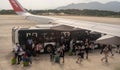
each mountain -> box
[57,1,120,12]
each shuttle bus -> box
[12,25,101,53]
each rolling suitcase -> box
[11,57,16,65]
[23,61,29,66]
[69,50,73,56]
[55,55,60,63]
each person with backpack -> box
[22,52,29,66]
[14,43,19,59]
[50,46,56,61]
[59,45,65,63]
[17,45,24,64]
[85,43,90,59]
[26,50,32,64]
[76,46,85,63]
[11,43,20,65]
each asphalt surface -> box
[0,15,120,70]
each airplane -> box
[9,0,120,44]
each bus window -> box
[61,32,70,37]
[32,33,38,37]
[26,33,31,37]
[43,33,47,38]
[50,32,55,41]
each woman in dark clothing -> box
[85,43,90,59]
[50,46,56,61]
[76,46,84,63]
[26,50,32,64]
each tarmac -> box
[0,15,120,70]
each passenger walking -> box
[60,34,65,45]
[75,45,79,56]
[76,46,84,63]
[116,45,120,53]
[35,43,42,57]
[14,43,19,58]
[59,45,65,63]
[101,46,109,63]
[90,43,95,52]
[12,43,19,65]
[64,33,70,51]
[17,45,24,64]
[50,46,55,61]
[26,50,32,64]
[70,39,75,51]
[22,53,29,66]
[85,43,90,59]
[26,37,33,51]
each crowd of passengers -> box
[12,32,120,66]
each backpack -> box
[17,47,20,53]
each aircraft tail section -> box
[9,0,31,16]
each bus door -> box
[12,26,20,50]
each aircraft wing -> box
[9,0,120,37]
[54,18,120,37]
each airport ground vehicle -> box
[12,25,101,53]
